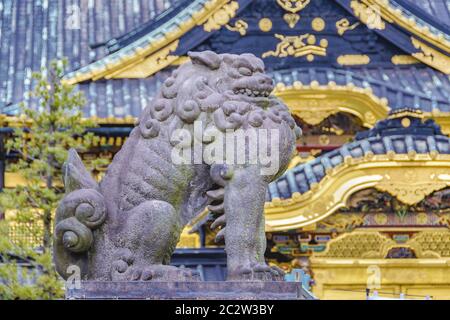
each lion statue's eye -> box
[238,67,252,76]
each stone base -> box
[66,281,314,300]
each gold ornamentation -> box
[350,0,385,30]
[315,231,395,258]
[314,230,450,260]
[273,82,389,127]
[416,213,428,225]
[110,41,180,78]
[276,0,309,29]
[63,0,240,83]
[283,13,300,28]
[287,100,339,125]
[337,54,370,65]
[375,170,448,206]
[411,231,450,258]
[258,18,273,32]
[276,0,310,13]
[411,37,450,75]
[262,34,327,61]
[318,134,330,146]
[401,117,411,128]
[310,229,450,300]
[287,155,316,169]
[391,55,420,65]
[225,19,248,36]
[311,17,325,32]
[319,213,365,232]
[336,18,360,36]
[374,213,388,225]
[265,154,450,231]
[364,0,450,54]
[364,111,377,125]
[203,1,239,32]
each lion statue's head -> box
[138,50,301,136]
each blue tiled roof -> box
[0,0,178,114]
[272,66,450,112]
[267,110,450,201]
[400,0,450,32]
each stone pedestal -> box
[66,281,315,300]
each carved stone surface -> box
[54,51,300,282]
[66,281,314,300]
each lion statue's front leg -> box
[224,166,284,281]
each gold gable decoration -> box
[375,170,448,206]
[276,0,310,29]
[350,0,387,30]
[272,82,450,136]
[347,0,450,74]
[202,1,239,32]
[63,0,240,84]
[273,81,389,127]
[411,37,450,75]
[262,34,328,62]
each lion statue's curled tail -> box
[53,150,106,278]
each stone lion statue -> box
[54,51,300,281]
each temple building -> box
[1,0,450,299]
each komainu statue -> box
[54,51,301,282]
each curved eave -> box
[265,153,450,231]
[273,80,450,135]
[273,81,389,128]
[63,0,250,84]
[336,0,450,74]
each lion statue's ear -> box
[188,51,221,70]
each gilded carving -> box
[314,230,450,260]
[225,19,248,36]
[203,1,239,32]
[276,0,310,29]
[262,34,327,61]
[336,18,360,36]
[337,54,370,66]
[391,55,420,65]
[364,111,377,125]
[276,0,310,13]
[111,41,180,78]
[265,154,450,231]
[311,17,325,32]
[319,213,365,232]
[350,0,385,30]
[411,37,450,74]
[315,231,395,258]
[412,231,450,258]
[283,13,300,28]
[375,170,448,206]
[258,18,273,32]
[287,100,339,125]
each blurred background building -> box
[1,0,450,299]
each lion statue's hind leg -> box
[110,200,200,281]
